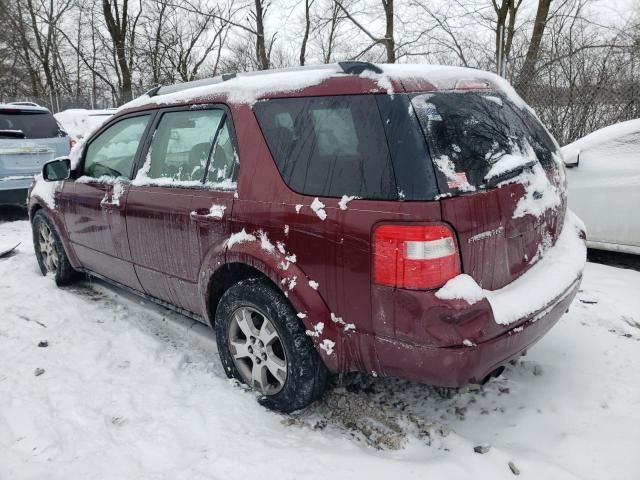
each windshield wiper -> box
[484,159,537,188]
[0,129,26,139]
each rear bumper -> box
[0,187,29,206]
[374,275,581,386]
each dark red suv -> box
[28,62,586,412]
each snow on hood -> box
[436,210,586,326]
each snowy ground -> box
[1,215,639,480]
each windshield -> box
[0,111,65,139]
[411,91,560,193]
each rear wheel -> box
[32,210,76,285]
[215,277,328,412]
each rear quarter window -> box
[254,95,397,199]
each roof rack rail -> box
[144,72,239,99]
[9,101,40,107]
[338,61,383,75]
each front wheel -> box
[215,277,328,412]
[32,209,77,285]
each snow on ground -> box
[1,219,639,480]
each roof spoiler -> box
[338,61,383,75]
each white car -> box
[563,119,640,255]
[54,108,116,141]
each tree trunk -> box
[254,0,269,70]
[299,0,311,66]
[382,0,395,63]
[516,0,552,91]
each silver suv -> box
[0,103,71,205]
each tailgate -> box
[441,181,566,290]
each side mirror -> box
[42,157,71,181]
[564,150,580,169]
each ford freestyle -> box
[28,62,586,412]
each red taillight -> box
[69,137,76,149]
[373,224,461,290]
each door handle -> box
[190,211,220,222]
[100,198,119,211]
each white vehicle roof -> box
[562,118,640,162]
[0,103,50,113]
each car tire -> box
[32,209,77,285]
[215,277,328,413]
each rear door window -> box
[254,95,397,199]
[0,110,64,139]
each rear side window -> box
[0,111,64,139]
[254,95,397,199]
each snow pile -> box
[338,195,356,210]
[55,109,114,140]
[437,210,586,325]
[435,274,484,305]
[511,164,562,219]
[310,198,327,220]
[226,229,257,249]
[206,204,226,219]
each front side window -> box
[142,109,224,183]
[254,95,396,199]
[83,115,150,179]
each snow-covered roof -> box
[120,62,526,112]
[562,118,640,159]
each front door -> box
[125,106,238,314]
[61,113,153,289]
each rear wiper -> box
[484,159,536,188]
[0,129,26,139]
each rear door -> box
[61,113,153,289]
[125,105,238,314]
[411,91,566,290]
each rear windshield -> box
[0,110,64,139]
[411,91,560,193]
[254,95,397,199]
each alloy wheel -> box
[228,306,287,395]
[38,223,59,273]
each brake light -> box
[69,137,76,150]
[373,224,461,290]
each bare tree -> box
[335,0,396,63]
[102,0,143,102]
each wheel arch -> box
[198,241,346,373]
